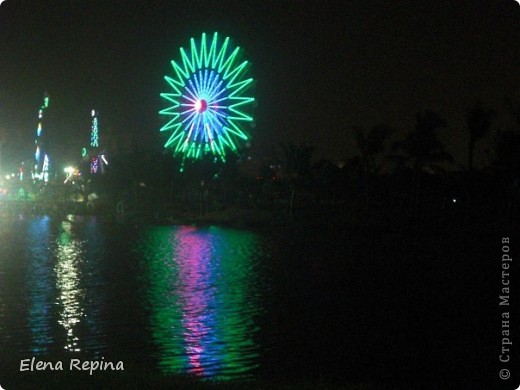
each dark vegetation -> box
[75,101,520,233]
[1,100,518,233]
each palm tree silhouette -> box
[466,100,494,172]
[280,142,315,220]
[393,110,452,219]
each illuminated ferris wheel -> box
[159,32,255,168]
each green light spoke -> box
[165,129,184,147]
[219,46,240,77]
[207,32,219,67]
[159,106,181,117]
[199,33,208,67]
[228,78,253,97]
[226,122,249,140]
[218,133,232,148]
[221,127,238,149]
[229,97,255,110]
[213,36,230,70]
[228,108,254,122]
[225,61,249,87]
[164,76,184,94]
[161,118,182,132]
[160,92,180,104]
[171,60,189,82]
[179,47,195,74]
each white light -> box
[64,167,74,174]
[195,100,202,112]
[452,198,457,203]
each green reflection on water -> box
[137,225,264,381]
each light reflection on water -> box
[51,215,107,356]
[0,216,269,381]
[54,219,85,352]
[0,215,107,357]
[136,225,266,380]
[26,216,54,354]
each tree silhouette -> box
[463,101,495,222]
[353,124,394,176]
[352,124,394,223]
[393,110,452,219]
[466,100,494,172]
[394,110,452,172]
[280,142,316,220]
[280,142,315,181]
[492,129,520,226]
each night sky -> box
[0,0,519,172]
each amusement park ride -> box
[31,93,50,183]
[160,32,255,171]
[18,32,253,184]
[21,94,108,185]
[83,109,108,175]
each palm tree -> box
[466,100,494,172]
[353,124,394,223]
[394,111,451,171]
[393,110,453,218]
[280,142,315,180]
[280,142,315,220]
[353,124,394,176]
[492,129,520,226]
[464,101,495,222]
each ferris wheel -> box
[159,32,255,168]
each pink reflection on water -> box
[175,226,215,376]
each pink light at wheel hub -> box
[195,99,208,113]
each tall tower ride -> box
[33,93,50,182]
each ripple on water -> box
[0,218,271,382]
[136,225,268,380]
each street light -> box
[64,166,75,183]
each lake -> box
[0,213,506,388]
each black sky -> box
[0,0,519,171]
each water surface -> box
[0,215,271,382]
